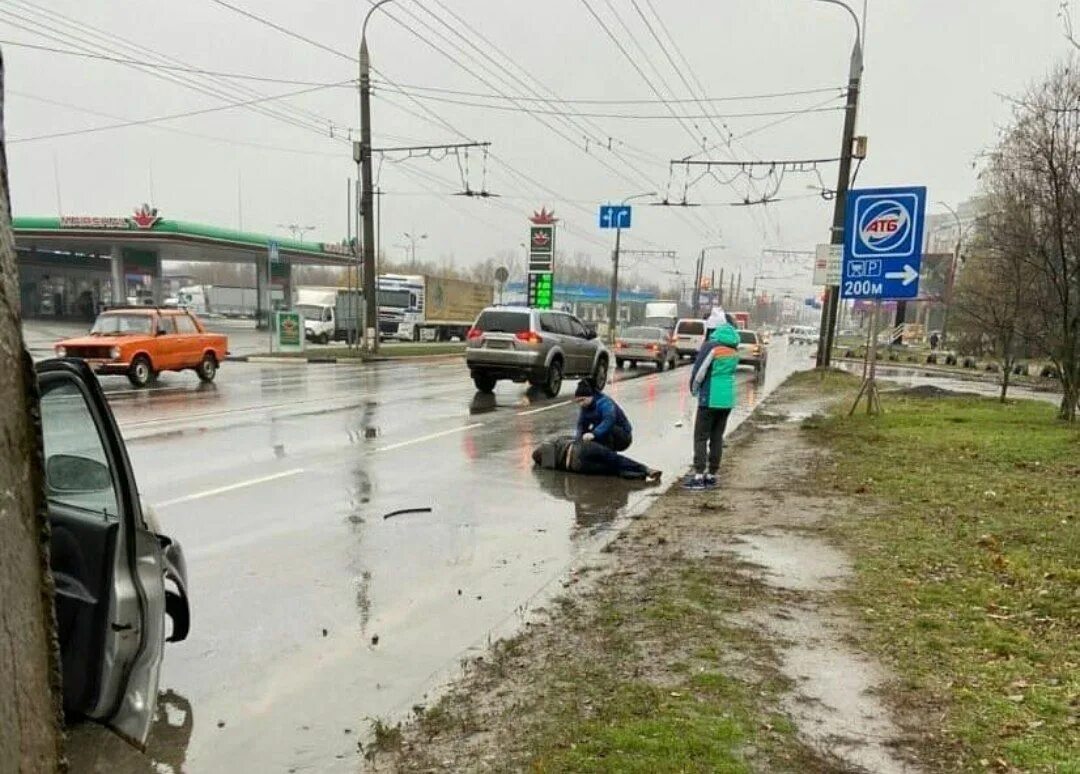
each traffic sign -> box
[841,186,927,299]
[599,205,632,230]
[813,243,841,286]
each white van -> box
[673,318,706,358]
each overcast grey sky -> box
[2,0,1071,296]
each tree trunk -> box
[1000,359,1012,403]
[0,51,65,772]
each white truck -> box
[294,286,363,343]
[175,285,283,318]
[378,274,493,342]
[643,301,686,335]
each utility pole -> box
[816,2,864,369]
[715,268,722,307]
[606,192,656,343]
[735,271,741,308]
[938,201,964,348]
[357,6,384,354]
[691,248,704,316]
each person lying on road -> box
[573,380,633,452]
[532,435,661,482]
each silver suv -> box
[466,306,610,396]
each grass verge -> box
[804,392,1080,771]
[373,554,830,772]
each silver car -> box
[615,326,679,371]
[466,306,610,397]
[39,358,189,748]
[737,329,768,372]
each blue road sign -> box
[841,186,927,299]
[599,204,632,230]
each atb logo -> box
[851,192,921,259]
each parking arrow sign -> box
[885,264,919,286]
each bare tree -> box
[983,61,1080,420]
[952,222,1036,401]
[0,51,65,771]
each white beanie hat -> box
[706,307,727,329]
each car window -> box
[552,313,578,334]
[40,380,119,519]
[621,327,658,338]
[174,315,198,334]
[738,331,758,344]
[156,316,177,335]
[566,316,589,338]
[538,313,561,334]
[474,310,530,334]
[677,321,705,335]
[90,314,153,335]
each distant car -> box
[465,306,610,397]
[55,307,228,388]
[39,358,189,746]
[737,330,767,372]
[673,318,706,358]
[615,326,679,371]
[789,325,820,346]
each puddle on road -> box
[729,530,920,774]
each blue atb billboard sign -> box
[841,186,927,300]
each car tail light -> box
[646,343,659,352]
[55,345,66,357]
[615,341,625,349]
[515,331,543,345]
[466,328,483,341]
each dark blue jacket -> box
[576,393,632,441]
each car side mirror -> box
[46,454,111,493]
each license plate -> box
[486,340,510,349]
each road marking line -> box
[517,400,573,416]
[153,468,305,508]
[376,423,484,452]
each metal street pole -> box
[938,201,963,348]
[815,0,863,369]
[607,191,655,343]
[358,0,393,354]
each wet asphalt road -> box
[73,338,813,772]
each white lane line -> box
[516,399,573,416]
[153,468,305,508]
[376,423,484,453]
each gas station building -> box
[13,208,354,322]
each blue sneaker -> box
[704,474,718,489]
[683,474,707,491]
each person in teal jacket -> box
[686,309,741,490]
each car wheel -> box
[472,373,497,393]
[318,332,330,345]
[592,357,609,391]
[128,355,155,388]
[197,353,218,383]
[412,327,421,343]
[544,359,564,398]
[656,356,666,372]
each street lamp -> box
[357,0,395,353]
[277,223,315,242]
[937,201,964,349]
[402,231,428,264]
[608,191,657,343]
[813,0,865,370]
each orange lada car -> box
[55,307,229,387]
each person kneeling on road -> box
[686,308,740,490]
[573,380,632,452]
[532,435,661,482]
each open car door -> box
[38,359,168,747]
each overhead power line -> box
[371,79,845,105]
[0,38,355,86]
[9,81,350,143]
[372,87,846,120]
